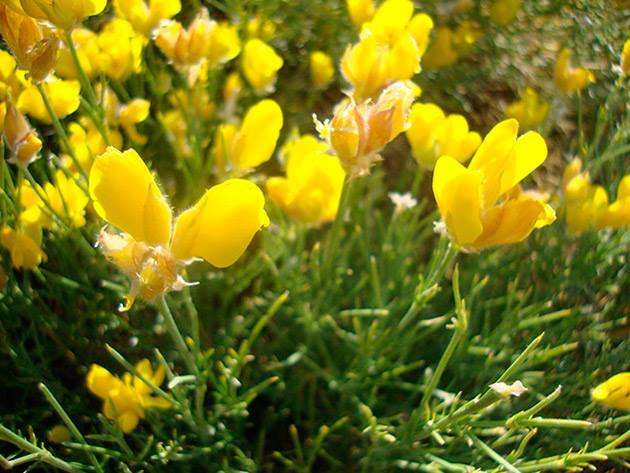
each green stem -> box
[322,177,354,278]
[35,83,88,184]
[156,294,198,377]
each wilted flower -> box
[347,0,375,29]
[89,147,269,309]
[19,0,106,30]
[310,51,334,89]
[242,39,283,94]
[17,78,80,124]
[489,0,522,26]
[113,0,181,37]
[267,134,345,224]
[0,4,58,82]
[317,81,415,176]
[213,99,283,174]
[1,223,46,269]
[506,88,549,130]
[432,119,555,251]
[86,360,171,433]
[3,101,42,167]
[592,373,630,410]
[554,49,595,93]
[406,102,481,169]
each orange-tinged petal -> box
[89,147,172,246]
[170,179,269,267]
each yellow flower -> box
[245,14,276,40]
[621,39,630,76]
[596,175,630,230]
[592,373,630,411]
[407,13,434,58]
[89,147,269,308]
[562,159,608,234]
[423,27,459,69]
[310,51,334,89]
[347,0,375,29]
[86,360,171,433]
[406,102,481,169]
[505,87,549,130]
[0,50,26,104]
[17,78,80,124]
[3,101,42,167]
[97,19,145,81]
[432,119,555,251]
[341,34,390,100]
[0,4,58,82]
[490,0,522,26]
[318,80,416,176]
[213,99,283,174]
[206,21,241,67]
[451,20,483,56]
[19,0,106,30]
[119,99,150,144]
[267,134,345,224]
[1,223,46,269]
[55,28,100,79]
[554,49,595,93]
[113,0,181,37]
[44,170,90,228]
[223,72,242,104]
[242,39,283,94]
[48,425,71,444]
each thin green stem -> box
[157,294,198,377]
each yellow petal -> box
[473,196,554,250]
[499,130,547,196]
[592,373,630,410]
[89,147,172,246]
[117,411,140,433]
[433,155,483,245]
[232,99,283,171]
[170,179,269,267]
[86,364,119,400]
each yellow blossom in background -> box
[19,0,106,30]
[86,360,171,433]
[267,134,345,224]
[55,28,100,79]
[310,51,334,88]
[554,49,595,93]
[3,102,42,167]
[223,72,242,105]
[592,373,630,410]
[342,0,432,100]
[89,147,269,308]
[17,78,80,124]
[44,170,90,228]
[621,39,630,76]
[0,50,26,104]
[562,159,608,233]
[432,119,555,251]
[318,80,416,176]
[1,223,46,269]
[113,0,181,37]
[161,109,191,158]
[490,0,522,26]
[0,5,58,82]
[119,99,150,144]
[406,103,481,169]
[246,14,276,40]
[423,27,459,69]
[48,425,71,444]
[213,99,283,174]
[97,19,145,81]
[506,87,549,130]
[599,176,630,229]
[451,21,483,56]
[347,0,375,29]
[242,39,283,94]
